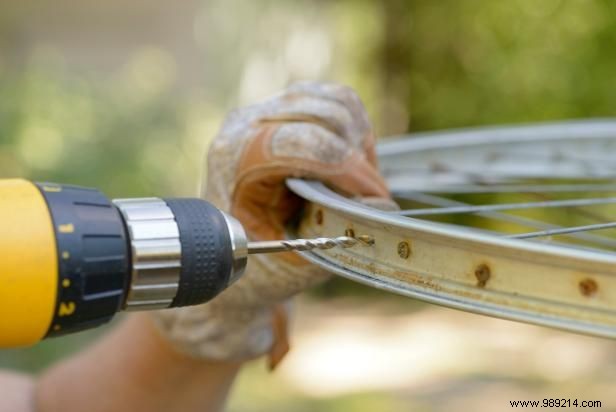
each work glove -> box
[152,82,390,368]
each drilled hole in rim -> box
[397,241,411,259]
[475,264,491,288]
[579,278,598,297]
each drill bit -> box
[247,235,374,254]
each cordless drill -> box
[0,178,362,348]
[0,179,249,348]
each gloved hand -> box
[152,82,390,368]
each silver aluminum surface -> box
[221,211,248,286]
[114,198,182,310]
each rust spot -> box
[367,262,377,274]
[335,254,442,292]
[475,264,491,288]
[397,241,411,259]
[315,209,323,225]
[345,228,355,238]
[579,278,598,297]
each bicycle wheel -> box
[288,120,616,338]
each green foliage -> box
[0,52,211,197]
[404,0,616,130]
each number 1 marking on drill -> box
[58,224,74,233]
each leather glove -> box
[152,82,390,368]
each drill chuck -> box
[113,198,247,311]
[0,179,248,347]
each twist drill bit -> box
[247,235,374,254]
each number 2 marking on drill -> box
[58,302,76,316]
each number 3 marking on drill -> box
[58,302,76,316]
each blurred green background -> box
[2,1,616,411]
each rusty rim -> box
[288,120,616,338]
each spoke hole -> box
[397,241,411,259]
[475,264,491,288]
[579,278,598,297]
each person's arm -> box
[0,371,34,411]
[35,314,240,412]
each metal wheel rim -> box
[287,119,616,338]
